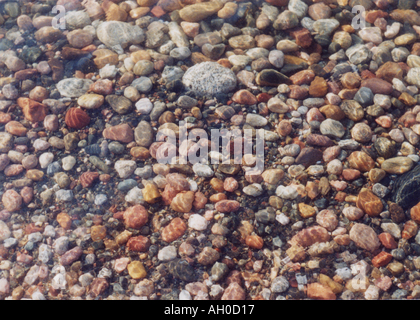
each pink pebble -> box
[0,278,9,295]
[114,257,130,273]
[306,107,325,123]
[37,61,51,75]
[329,180,347,191]
[224,177,238,192]
[374,276,392,291]
[204,210,214,221]
[375,116,392,128]
[0,210,11,221]
[43,114,59,132]
[17,252,33,265]
[326,93,341,105]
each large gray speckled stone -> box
[56,78,93,98]
[182,62,237,97]
[96,21,145,48]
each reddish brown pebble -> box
[277,120,292,136]
[17,98,47,123]
[349,223,381,252]
[295,147,323,167]
[361,78,393,95]
[245,235,264,249]
[161,217,187,243]
[307,283,336,300]
[342,206,364,221]
[127,235,151,252]
[99,174,111,182]
[65,108,90,129]
[80,171,100,188]
[289,85,309,100]
[190,192,206,211]
[20,187,33,204]
[306,108,325,123]
[60,246,82,266]
[232,90,258,105]
[209,193,227,203]
[334,235,351,246]
[356,189,383,217]
[316,209,338,232]
[410,202,420,224]
[130,147,150,160]
[90,79,113,95]
[102,123,134,143]
[402,220,418,239]
[166,173,190,192]
[290,28,312,47]
[348,151,375,172]
[123,205,148,229]
[24,223,44,235]
[378,233,398,249]
[289,69,315,85]
[89,278,109,298]
[323,146,341,163]
[309,76,328,97]
[224,177,238,192]
[57,212,72,230]
[342,169,361,180]
[319,105,346,121]
[4,165,24,177]
[16,252,33,265]
[376,61,403,83]
[306,134,334,147]
[289,226,330,248]
[221,282,245,300]
[161,184,178,205]
[0,112,11,124]
[215,200,240,213]
[5,121,28,137]
[372,251,393,268]
[2,190,22,212]
[197,247,220,265]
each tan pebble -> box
[171,191,195,213]
[57,212,72,230]
[91,225,107,241]
[127,261,147,280]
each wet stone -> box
[320,119,345,139]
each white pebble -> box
[125,187,145,205]
[243,183,263,197]
[99,64,118,79]
[187,178,198,192]
[39,152,54,169]
[179,290,192,300]
[188,214,209,231]
[135,98,153,114]
[33,139,50,151]
[276,185,298,200]
[364,285,380,300]
[158,246,178,262]
[276,213,290,225]
[192,163,214,178]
